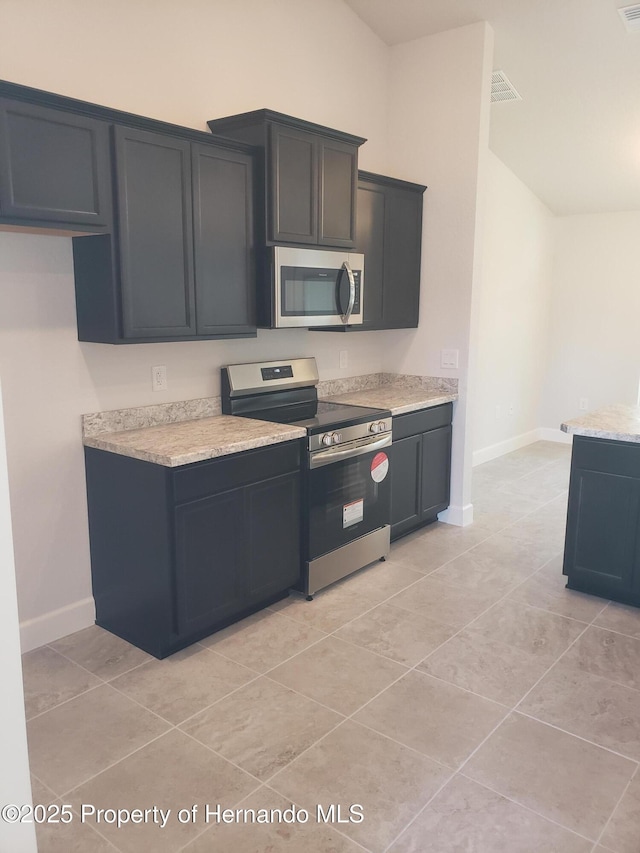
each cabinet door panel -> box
[565,468,640,597]
[114,126,196,338]
[383,189,423,328]
[0,98,111,227]
[246,472,301,600]
[355,182,385,328]
[269,126,317,244]
[174,489,246,637]
[192,144,255,335]
[318,139,356,247]
[421,425,452,522]
[390,434,422,539]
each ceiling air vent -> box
[491,70,521,103]
[618,4,640,31]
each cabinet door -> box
[565,466,640,599]
[318,138,357,248]
[355,181,385,328]
[421,425,452,523]
[114,126,196,338]
[390,434,422,540]
[246,471,301,601]
[0,98,111,227]
[192,144,256,336]
[383,187,423,329]
[174,488,246,637]
[269,125,317,244]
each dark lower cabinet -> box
[391,404,452,540]
[564,436,640,604]
[85,441,302,658]
[0,96,111,229]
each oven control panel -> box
[311,418,392,453]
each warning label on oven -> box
[370,452,389,483]
[343,499,364,528]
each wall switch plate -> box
[440,348,459,369]
[151,365,167,392]
[508,404,514,416]
[579,397,589,411]
[339,350,348,369]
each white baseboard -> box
[473,427,572,466]
[20,596,95,653]
[438,503,474,527]
[537,427,572,444]
[473,430,540,467]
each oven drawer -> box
[173,440,301,504]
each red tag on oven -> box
[370,451,389,483]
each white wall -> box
[473,152,555,462]
[383,22,494,525]
[0,0,392,648]
[0,379,36,853]
[542,211,640,431]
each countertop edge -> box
[386,394,458,416]
[83,429,306,467]
[560,424,640,444]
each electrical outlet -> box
[151,365,167,392]
[579,397,589,411]
[339,350,348,369]
[440,349,459,369]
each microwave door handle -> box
[340,261,356,324]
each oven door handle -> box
[309,432,392,469]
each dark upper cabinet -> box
[207,109,365,248]
[74,128,256,343]
[391,404,452,541]
[114,126,196,338]
[0,97,111,229]
[192,144,255,337]
[317,171,426,332]
[357,171,425,330]
[270,125,317,244]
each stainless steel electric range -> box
[221,357,392,597]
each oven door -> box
[274,247,363,328]
[306,433,392,561]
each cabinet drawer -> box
[172,440,301,504]
[571,435,640,479]
[393,403,452,440]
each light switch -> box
[440,349,459,369]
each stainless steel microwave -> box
[267,246,364,328]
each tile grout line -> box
[455,772,600,846]
[590,763,639,853]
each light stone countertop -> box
[325,386,457,416]
[561,404,640,444]
[83,416,306,467]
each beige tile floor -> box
[21,441,640,852]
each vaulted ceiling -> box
[346,0,640,215]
